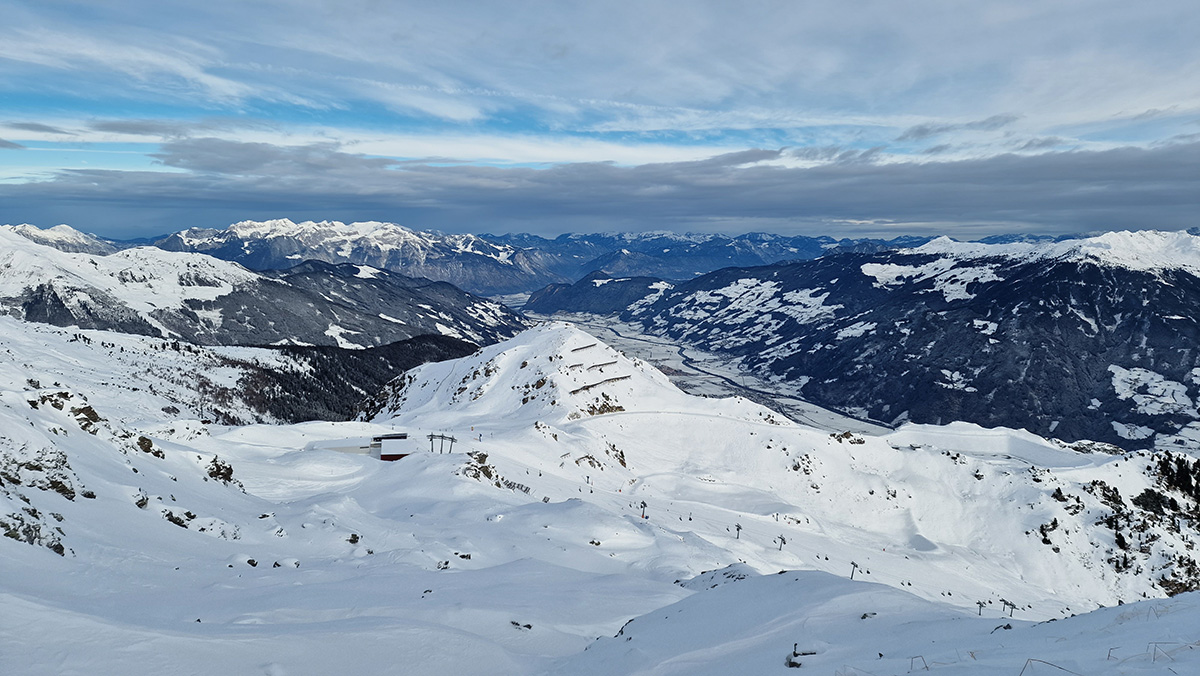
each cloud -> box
[150,138,399,176]
[1130,106,1179,121]
[2,1,1199,240]
[3,2,1198,140]
[0,139,26,149]
[1016,137,1069,151]
[783,146,887,164]
[89,119,204,137]
[687,148,784,167]
[1,27,257,103]
[896,114,1021,142]
[5,122,74,135]
[2,138,1196,239]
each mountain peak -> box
[360,322,691,425]
[359,323,791,434]
[2,222,116,255]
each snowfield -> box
[4,322,1200,674]
[912,229,1200,275]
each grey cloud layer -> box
[4,140,1196,239]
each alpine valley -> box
[3,222,1200,675]
[526,230,1200,453]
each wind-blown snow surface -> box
[4,323,1200,674]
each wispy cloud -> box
[1,28,255,102]
[5,122,74,135]
[1015,137,1070,151]
[896,115,1021,142]
[1,1,1198,236]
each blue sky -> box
[1,0,1198,239]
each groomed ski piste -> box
[3,320,1199,674]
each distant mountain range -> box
[145,219,872,295]
[526,230,1200,451]
[9,218,1099,297]
[39,218,950,295]
[0,226,527,347]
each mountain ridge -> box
[524,230,1200,451]
[0,227,528,347]
[112,217,931,294]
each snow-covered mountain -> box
[152,218,567,296]
[486,230,848,285]
[144,218,910,294]
[4,321,1200,674]
[0,226,527,347]
[3,222,117,254]
[526,230,1200,451]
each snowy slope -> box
[912,229,1200,275]
[0,315,294,427]
[0,315,476,426]
[362,323,1200,613]
[556,567,1200,675]
[5,322,1200,674]
[1,328,696,673]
